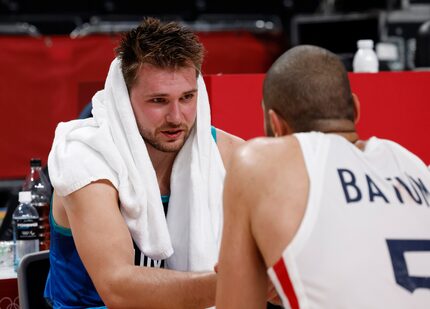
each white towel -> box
[48,58,225,271]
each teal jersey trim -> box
[161,195,170,204]
[211,125,217,143]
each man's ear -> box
[352,93,361,125]
[268,109,290,137]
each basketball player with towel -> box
[216,45,430,308]
[46,18,243,308]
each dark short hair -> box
[116,17,204,89]
[263,45,354,132]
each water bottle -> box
[13,191,39,270]
[22,158,51,250]
[353,39,379,73]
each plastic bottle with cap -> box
[13,191,39,270]
[353,39,379,73]
[22,158,51,250]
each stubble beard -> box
[139,122,195,153]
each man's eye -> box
[181,94,194,102]
[151,98,166,103]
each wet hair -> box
[116,17,204,89]
[263,45,355,132]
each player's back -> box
[268,132,430,309]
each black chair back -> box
[17,250,51,309]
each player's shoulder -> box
[215,128,244,145]
[234,135,300,162]
[229,135,301,176]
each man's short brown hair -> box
[263,45,355,132]
[116,17,204,89]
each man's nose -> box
[166,101,182,125]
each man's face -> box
[130,63,198,153]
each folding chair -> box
[17,250,51,309]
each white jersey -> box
[268,132,430,309]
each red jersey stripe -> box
[273,257,300,309]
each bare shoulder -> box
[215,128,245,168]
[224,135,303,201]
[230,135,302,174]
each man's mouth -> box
[160,129,184,139]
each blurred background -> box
[1,0,430,220]
[2,0,430,71]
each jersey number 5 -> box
[386,239,430,292]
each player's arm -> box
[217,136,308,308]
[63,179,216,309]
[216,143,268,309]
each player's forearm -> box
[98,265,216,309]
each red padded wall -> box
[350,71,430,165]
[0,36,118,179]
[206,74,265,140]
[207,72,430,165]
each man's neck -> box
[308,119,362,144]
[326,131,366,151]
[304,119,365,150]
[146,145,178,196]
